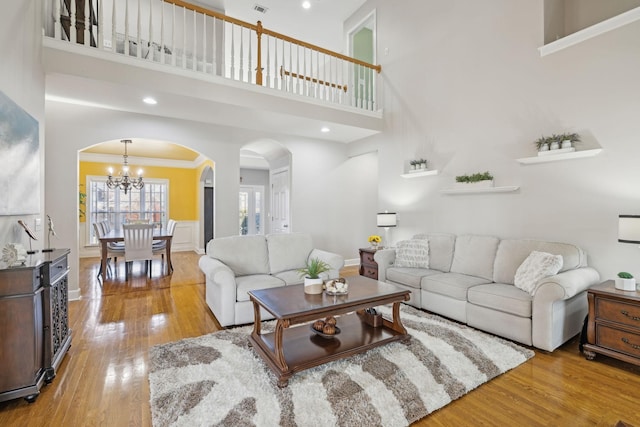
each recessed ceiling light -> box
[302,1,311,10]
[321,126,330,133]
[143,97,157,105]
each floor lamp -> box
[377,212,397,248]
[617,214,640,290]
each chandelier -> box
[106,139,144,194]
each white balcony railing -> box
[44,0,382,112]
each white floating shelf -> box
[440,186,520,195]
[400,169,439,179]
[539,7,640,57]
[516,149,602,165]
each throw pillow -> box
[514,251,563,296]
[394,239,429,268]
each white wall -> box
[0,1,45,252]
[45,102,378,297]
[346,0,640,281]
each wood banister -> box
[280,67,347,92]
[163,0,381,73]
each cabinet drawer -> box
[49,256,68,284]
[596,298,640,329]
[361,251,376,266]
[596,324,640,359]
[362,267,378,280]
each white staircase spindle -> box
[171,4,176,66]
[266,35,271,88]
[239,27,244,82]
[124,0,129,56]
[54,0,61,40]
[98,0,104,49]
[83,0,90,46]
[148,0,153,61]
[288,42,293,92]
[136,0,141,58]
[182,7,186,68]
[212,17,217,75]
[192,10,197,71]
[202,13,207,73]
[295,44,300,94]
[70,0,77,43]
[230,24,235,80]
[111,0,117,52]
[247,28,252,83]
[160,1,165,63]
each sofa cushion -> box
[467,283,532,318]
[207,235,269,276]
[236,274,286,302]
[394,239,429,268]
[514,251,563,296]
[273,269,307,286]
[413,233,456,272]
[387,267,440,289]
[267,233,313,274]
[450,235,500,281]
[421,272,491,301]
[493,239,586,284]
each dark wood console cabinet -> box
[0,249,71,403]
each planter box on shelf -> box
[454,180,494,189]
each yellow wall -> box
[79,161,200,222]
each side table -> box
[359,248,379,280]
[583,280,640,367]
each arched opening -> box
[239,139,291,235]
[78,138,215,260]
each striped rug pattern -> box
[149,305,534,427]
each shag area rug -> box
[149,305,534,427]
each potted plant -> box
[559,132,580,149]
[298,258,331,294]
[615,271,636,291]
[549,134,561,150]
[534,136,549,152]
[455,171,494,188]
[409,160,418,171]
[419,158,427,169]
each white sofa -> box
[374,233,600,351]
[198,233,344,327]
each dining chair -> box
[123,223,155,279]
[152,219,176,272]
[93,222,125,279]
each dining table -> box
[97,227,173,280]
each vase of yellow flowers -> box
[368,235,382,249]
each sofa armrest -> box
[198,255,238,327]
[373,248,396,282]
[532,267,600,351]
[309,249,344,279]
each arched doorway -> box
[239,139,291,235]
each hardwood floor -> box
[1,252,639,426]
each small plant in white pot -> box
[298,258,331,294]
[615,271,636,291]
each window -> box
[86,176,169,245]
[239,185,263,235]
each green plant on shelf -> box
[617,272,633,279]
[297,258,331,279]
[455,171,493,183]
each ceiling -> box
[67,0,370,163]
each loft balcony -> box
[42,0,383,142]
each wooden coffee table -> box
[248,275,410,387]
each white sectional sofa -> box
[198,233,344,327]
[374,233,600,351]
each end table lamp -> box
[618,215,640,291]
[377,211,397,248]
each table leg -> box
[100,241,108,281]
[391,301,408,335]
[165,236,173,275]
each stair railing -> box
[46,0,382,111]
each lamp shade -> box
[377,212,397,228]
[618,215,640,243]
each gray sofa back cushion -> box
[493,239,587,284]
[450,234,500,281]
[413,233,456,272]
[267,232,313,274]
[207,235,270,276]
